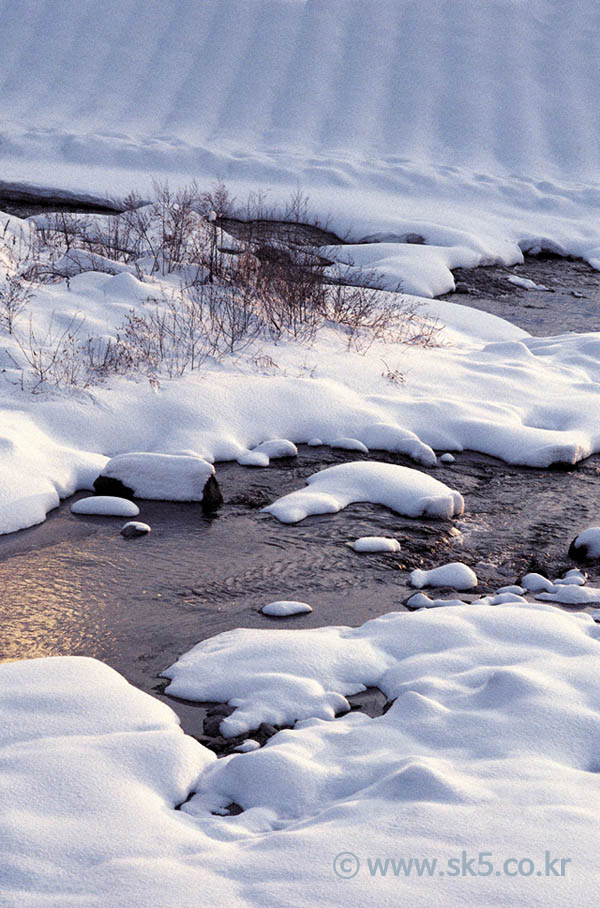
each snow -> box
[350,537,401,554]
[407,593,467,609]
[261,600,313,617]
[554,569,587,587]
[263,461,464,524]
[536,586,600,606]
[570,527,600,560]
[521,572,556,593]
[252,439,297,459]
[6,606,600,904]
[2,0,600,290]
[234,739,261,753]
[410,562,478,591]
[331,437,369,453]
[1,250,599,534]
[440,453,455,464]
[507,275,550,291]
[71,495,140,517]
[100,452,214,500]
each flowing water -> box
[0,255,599,735]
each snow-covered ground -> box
[4,603,600,907]
[1,204,599,535]
[2,2,600,905]
[1,0,600,290]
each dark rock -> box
[93,475,135,499]
[206,704,233,718]
[568,536,599,563]
[201,474,224,514]
[258,723,278,740]
[203,715,224,737]
[454,281,470,294]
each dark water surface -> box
[1,446,599,706]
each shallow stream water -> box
[0,255,599,735]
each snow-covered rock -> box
[440,453,455,464]
[94,453,222,510]
[569,527,600,562]
[263,461,464,524]
[260,600,312,617]
[521,572,556,593]
[120,521,151,538]
[553,569,587,586]
[252,439,297,459]
[237,451,269,467]
[331,437,369,453]
[406,592,466,609]
[410,562,478,590]
[71,496,140,517]
[349,536,401,553]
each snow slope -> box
[1,0,600,283]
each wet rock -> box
[201,474,224,514]
[203,715,225,737]
[94,476,135,499]
[454,281,470,294]
[569,527,600,562]
[120,521,151,538]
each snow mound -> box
[410,562,478,590]
[440,453,455,464]
[99,452,214,500]
[71,496,140,517]
[263,461,464,524]
[261,600,313,617]
[553,569,587,587]
[252,439,298,459]
[507,275,549,291]
[350,536,401,553]
[521,572,556,593]
[536,586,600,606]
[237,451,269,467]
[407,593,467,609]
[121,521,151,537]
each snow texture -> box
[100,452,214,500]
[5,605,600,904]
[71,496,140,517]
[350,536,401,553]
[570,528,600,560]
[410,562,478,590]
[261,600,313,617]
[263,461,464,524]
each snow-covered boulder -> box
[521,572,556,592]
[262,461,464,524]
[410,562,478,590]
[569,527,600,562]
[94,453,223,512]
[349,536,401,553]
[71,496,140,517]
[261,600,313,617]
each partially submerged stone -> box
[94,452,223,513]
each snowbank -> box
[410,562,478,590]
[5,605,600,904]
[263,461,464,523]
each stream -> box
[0,254,599,737]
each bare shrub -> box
[14,313,86,389]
